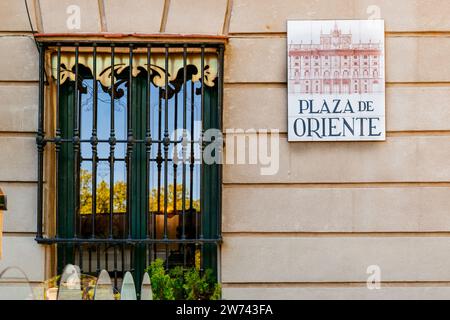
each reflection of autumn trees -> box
[150,184,200,218]
[80,169,200,216]
[80,169,127,214]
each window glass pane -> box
[78,77,128,239]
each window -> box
[36,41,223,291]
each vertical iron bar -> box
[156,88,162,261]
[199,46,205,240]
[91,44,98,238]
[130,245,134,273]
[127,44,134,240]
[182,45,187,267]
[199,45,205,272]
[172,87,178,265]
[190,78,196,269]
[79,244,83,273]
[88,247,92,273]
[163,45,169,269]
[73,44,80,240]
[55,45,61,239]
[121,245,125,277]
[62,247,67,269]
[96,244,100,274]
[146,45,152,266]
[109,45,115,239]
[173,93,178,219]
[113,245,118,289]
[78,86,82,241]
[36,42,45,239]
[190,80,195,236]
[105,244,109,271]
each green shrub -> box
[145,259,175,300]
[145,259,221,300]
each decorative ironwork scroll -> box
[51,51,218,99]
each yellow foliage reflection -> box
[80,169,200,217]
[80,169,127,214]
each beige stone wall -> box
[222,0,450,300]
[0,0,44,283]
[1,0,450,299]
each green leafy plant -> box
[146,259,176,300]
[169,266,186,300]
[145,259,221,300]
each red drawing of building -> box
[288,23,383,95]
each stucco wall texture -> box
[1,0,450,299]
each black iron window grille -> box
[35,41,223,291]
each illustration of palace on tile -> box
[288,22,383,95]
